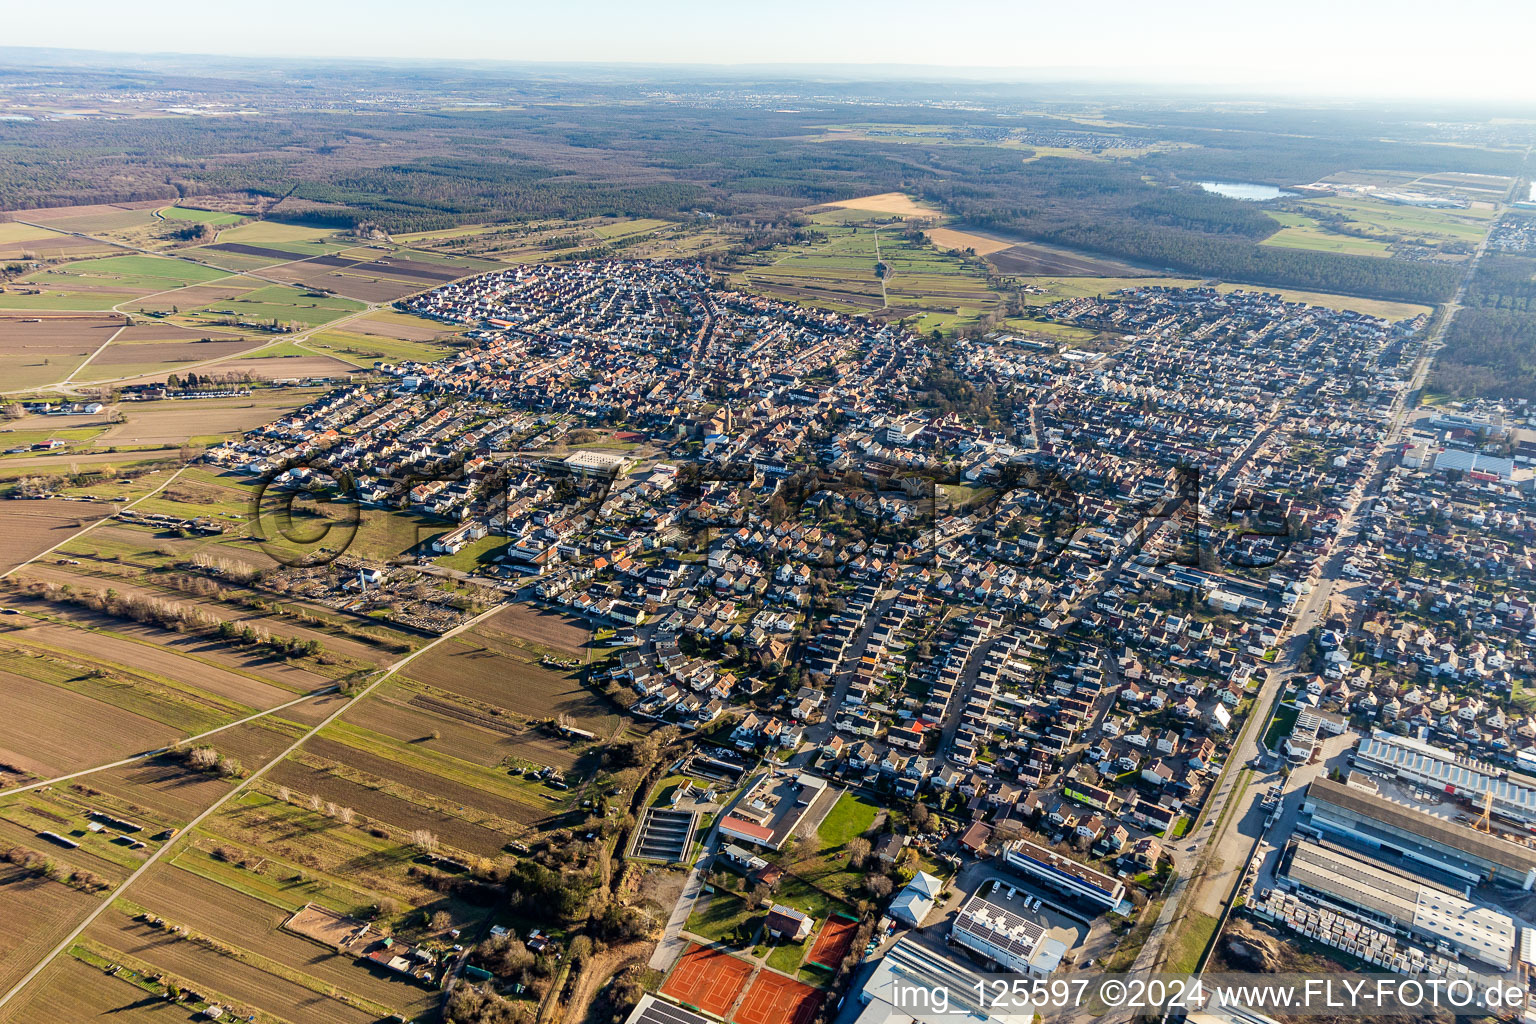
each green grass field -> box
[816,792,879,849]
[731,223,1006,333]
[27,254,229,292]
[1294,195,1492,245]
[592,218,673,239]
[3,254,231,311]
[160,207,250,227]
[0,288,142,310]
[217,221,346,247]
[686,891,760,944]
[1261,211,1396,258]
[179,283,365,328]
[433,534,507,574]
[304,328,461,366]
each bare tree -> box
[846,836,872,869]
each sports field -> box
[660,944,754,1018]
[733,971,822,1024]
[806,914,858,970]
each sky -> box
[6,0,1534,102]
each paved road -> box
[648,770,763,970]
[1123,175,1515,987]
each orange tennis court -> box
[807,914,858,969]
[660,943,754,1018]
[732,971,822,1024]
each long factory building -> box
[1304,777,1536,890]
[1353,729,1536,824]
[1282,840,1516,971]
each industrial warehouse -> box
[1354,730,1536,824]
[1281,840,1518,971]
[1303,776,1536,890]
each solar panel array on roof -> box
[952,891,1048,971]
[626,994,713,1024]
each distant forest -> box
[0,66,1530,310]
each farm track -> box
[0,601,508,1014]
[2,220,505,397]
[0,465,188,583]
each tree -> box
[863,874,893,898]
[846,836,872,869]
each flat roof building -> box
[857,936,1033,1024]
[624,995,713,1024]
[950,887,1064,976]
[1283,841,1515,970]
[1001,838,1126,910]
[1303,777,1536,890]
[564,450,632,476]
[1354,730,1536,824]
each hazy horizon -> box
[4,0,1533,104]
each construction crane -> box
[1473,790,1494,834]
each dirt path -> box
[562,940,651,1024]
[0,601,508,1014]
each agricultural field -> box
[822,192,940,217]
[985,239,1148,276]
[0,221,122,260]
[0,496,117,573]
[0,949,197,1024]
[196,786,489,916]
[0,313,127,390]
[260,248,488,304]
[402,604,614,734]
[0,608,326,709]
[2,256,229,313]
[82,904,383,1024]
[731,220,1006,333]
[303,324,465,367]
[393,215,678,262]
[222,351,359,382]
[0,666,183,778]
[8,201,165,238]
[88,391,317,448]
[925,226,1014,256]
[0,874,106,1001]
[174,282,366,330]
[212,220,349,253]
[72,330,264,383]
[158,206,249,227]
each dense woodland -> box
[1433,252,1536,400]
[0,61,1530,313]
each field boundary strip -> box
[0,464,188,582]
[0,600,508,1013]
